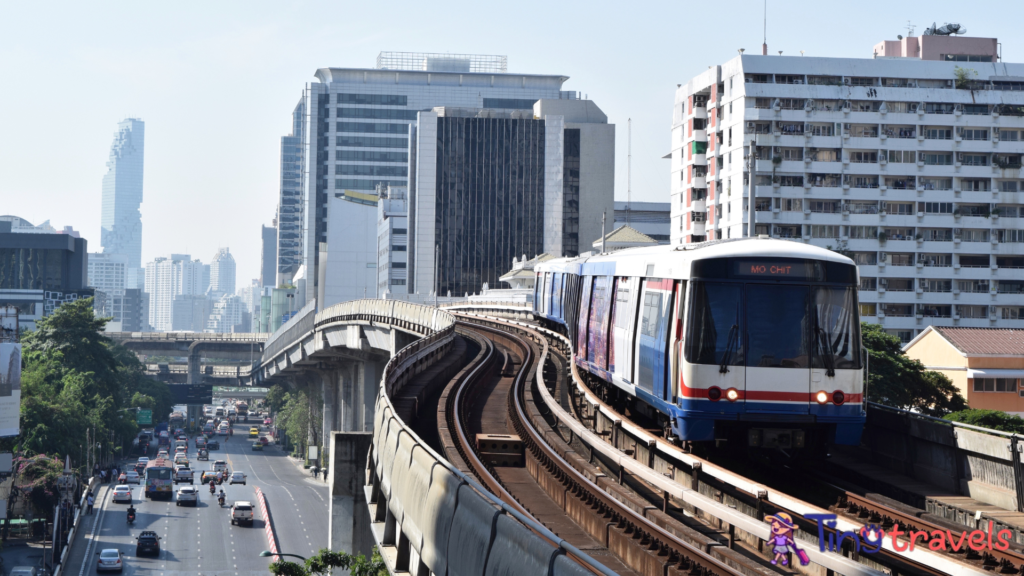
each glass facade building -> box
[277,102,305,284]
[434,116,548,296]
[100,119,145,276]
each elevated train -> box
[533,238,866,452]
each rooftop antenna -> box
[905,20,916,37]
[762,0,768,55]
[627,118,631,226]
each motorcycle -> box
[209,483,216,495]
[127,511,136,525]
[217,494,225,507]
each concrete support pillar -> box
[187,345,202,385]
[327,431,374,567]
[320,368,337,443]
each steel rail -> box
[458,316,747,576]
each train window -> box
[746,284,811,368]
[615,281,632,328]
[640,293,662,337]
[686,282,744,367]
[811,287,861,369]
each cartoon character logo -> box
[766,512,810,566]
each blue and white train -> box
[533,238,866,451]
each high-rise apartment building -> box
[672,34,1024,340]
[210,248,236,296]
[261,223,277,288]
[376,186,408,296]
[100,119,145,288]
[293,52,587,305]
[145,254,205,331]
[88,252,128,295]
[207,294,248,333]
[277,104,305,285]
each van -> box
[9,568,39,576]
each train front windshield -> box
[685,258,861,370]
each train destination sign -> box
[731,259,821,280]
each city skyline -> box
[3,2,1024,285]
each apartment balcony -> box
[693,129,707,142]
[691,200,707,212]
[692,175,707,188]
[692,153,707,166]
[692,106,708,120]
[690,220,706,236]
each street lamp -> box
[260,550,307,561]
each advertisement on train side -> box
[0,307,22,438]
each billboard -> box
[0,343,20,437]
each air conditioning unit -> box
[747,122,755,130]
[880,252,888,261]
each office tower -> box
[100,119,145,287]
[295,52,587,305]
[201,264,211,294]
[207,294,248,332]
[88,252,128,295]
[0,219,93,332]
[261,223,277,288]
[407,99,614,297]
[672,33,1023,340]
[144,254,205,331]
[210,248,236,296]
[277,103,305,285]
[171,295,211,332]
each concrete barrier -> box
[485,514,561,576]
[446,485,502,576]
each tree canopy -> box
[861,323,967,416]
[6,298,172,471]
[945,409,1024,433]
[269,547,386,576]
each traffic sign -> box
[136,410,153,425]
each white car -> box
[176,485,198,507]
[213,460,228,473]
[124,471,141,485]
[137,457,149,466]
[111,485,132,503]
[229,471,246,485]
[96,548,124,572]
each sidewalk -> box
[284,453,330,485]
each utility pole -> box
[748,144,757,238]
[601,212,607,253]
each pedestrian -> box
[322,466,328,481]
[86,493,95,515]
[311,466,319,480]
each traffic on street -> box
[59,402,329,575]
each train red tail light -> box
[832,390,845,405]
[707,387,722,401]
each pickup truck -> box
[173,467,194,484]
[230,501,254,526]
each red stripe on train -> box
[679,381,862,402]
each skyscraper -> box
[277,104,305,285]
[261,223,277,288]
[100,119,145,286]
[292,52,587,305]
[144,254,204,331]
[210,248,236,295]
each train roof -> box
[535,238,855,277]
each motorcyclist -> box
[218,489,226,506]
[127,504,136,523]
[209,481,216,495]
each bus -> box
[144,458,174,499]
[235,402,248,421]
[169,411,185,430]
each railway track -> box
[440,318,795,576]
[440,308,1022,576]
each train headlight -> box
[707,387,722,402]
[832,390,846,405]
[725,388,739,402]
[815,391,829,404]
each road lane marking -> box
[78,485,111,576]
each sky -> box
[2,1,1022,285]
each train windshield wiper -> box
[719,323,739,374]
[815,319,836,377]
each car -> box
[196,437,207,447]
[264,418,273,426]
[230,501,254,526]
[136,531,161,556]
[8,567,39,576]
[137,457,149,466]
[229,471,247,485]
[251,442,263,451]
[111,485,132,503]
[197,449,209,461]
[213,460,228,473]
[174,456,189,468]
[259,436,270,446]
[173,466,194,484]
[249,427,259,438]
[206,439,220,450]
[176,485,198,506]
[96,548,124,572]
[124,471,141,485]
[200,471,222,485]
[156,450,169,460]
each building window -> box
[390,279,406,286]
[482,98,538,109]
[391,245,407,251]
[336,93,407,106]
[974,378,1018,392]
[562,129,581,256]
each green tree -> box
[265,384,287,414]
[269,547,386,576]
[862,323,967,416]
[945,409,1024,433]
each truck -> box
[173,466,194,485]
[235,402,249,421]
[230,501,254,526]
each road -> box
[62,418,329,575]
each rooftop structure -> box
[376,51,507,73]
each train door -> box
[667,281,686,404]
[743,283,811,413]
[576,276,593,359]
[636,278,674,399]
[610,277,640,383]
[587,276,613,372]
